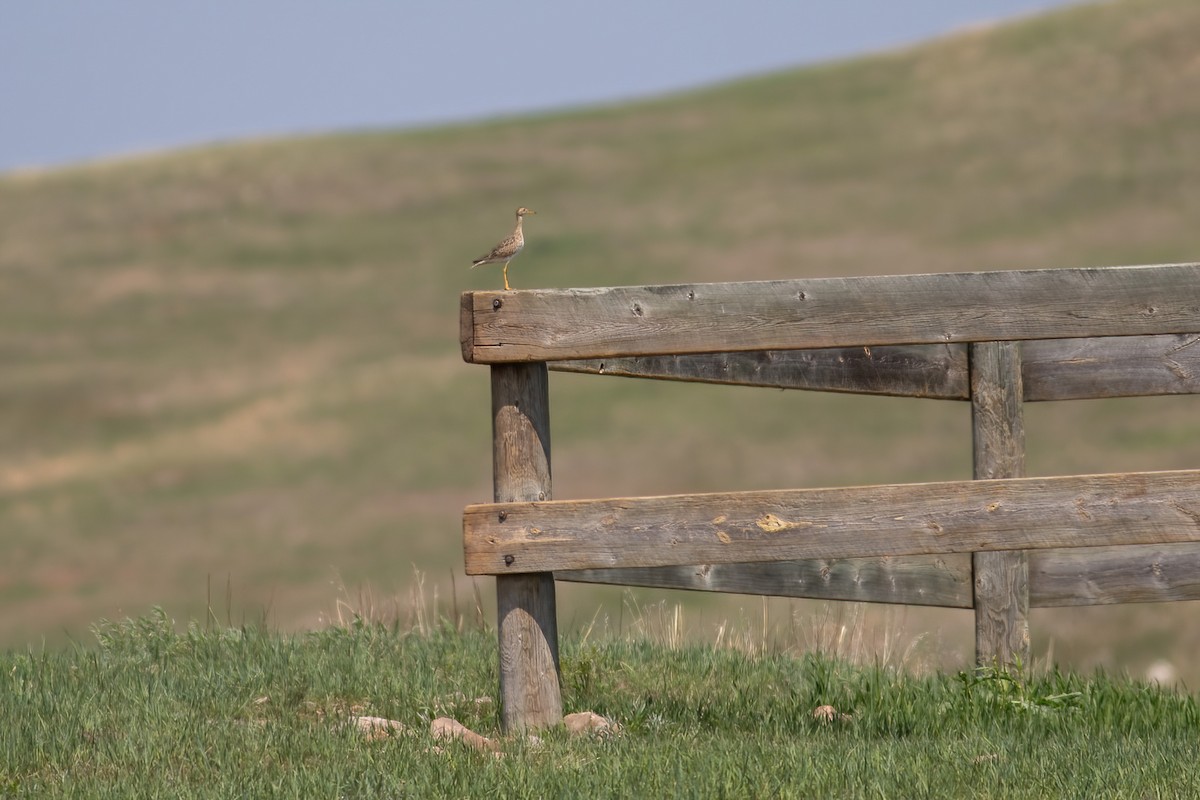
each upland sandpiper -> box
[471,207,536,290]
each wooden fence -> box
[459,262,1200,731]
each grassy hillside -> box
[1,0,1199,680]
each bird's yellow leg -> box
[503,261,511,291]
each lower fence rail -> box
[463,469,1200,576]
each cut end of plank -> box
[459,292,476,363]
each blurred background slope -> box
[1,0,1198,681]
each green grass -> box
[3,611,1199,798]
[0,0,1198,683]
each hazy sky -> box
[1,1,1082,173]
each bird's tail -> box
[470,260,485,269]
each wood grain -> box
[557,554,974,608]
[462,263,1200,363]
[553,345,967,399]
[1030,544,1200,607]
[490,363,562,732]
[462,470,1200,575]
[459,292,476,364]
[970,341,1029,668]
[1023,333,1200,401]
[549,333,1200,401]
[556,544,1200,609]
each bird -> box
[471,207,536,290]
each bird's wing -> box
[472,235,521,266]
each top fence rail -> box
[460,263,1200,364]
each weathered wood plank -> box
[1030,544,1200,607]
[462,263,1200,363]
[970,341,1030,668]
[553,345,968,399]
[490,363,562,732]
[557,554,974,608]
[1024,333,1200,401]
[556,543,1200,609]
[459,292,476,364]
[549,333,1200,401]
[559,546,1200,609]
[462,470,1200,575]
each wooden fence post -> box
[969,341,1030,668]
[490,362,563,732]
